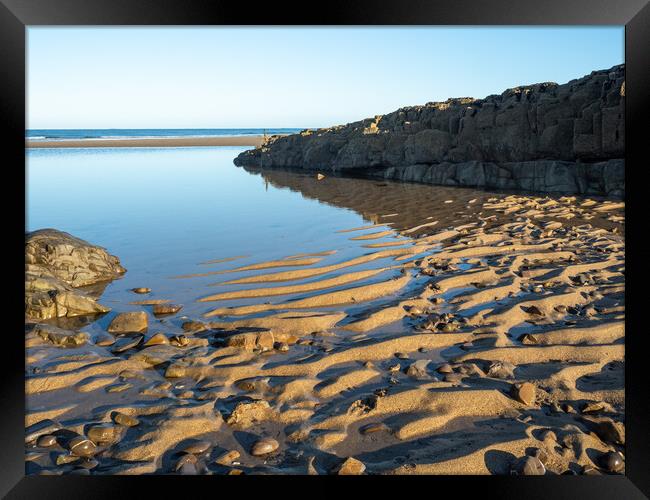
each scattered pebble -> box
[175,453,198,474]
[518,333,538,345]
[406,359,430,379]
[87,424,121,445]
[335,457,366,475]
[526,447,548,465]
[275,342,289,352]
[581,401,607,414]
[68,436,97,458]
[152,303,183,316]
[599,451,624,473]
[113,412,139,427]
[511,456,546,475]
[111,335,143,353]
[95,334,116,347]
[524,305,544,316]
[181,440,212,455]
[444,373,463,384]
[561,403,576,414]
[215,450,240,466]
[56,453,79,466]
[170,335,190,347]
[486,361,516,379]
[581,416,625,444]
[510,382,536,406]
[250,437,279,456]
[359,422,390,435]
[436,363,453,374]
[37,435,58,448]
[143,333,170,346]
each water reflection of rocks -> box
[243,166,624,235]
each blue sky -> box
[27,27,624,129]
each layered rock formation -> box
[25,229,126,321]
[235,65,624,196]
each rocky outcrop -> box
[25,229,126,321]
[235,65,624,197]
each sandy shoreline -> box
[26,136,265,149]
[25,190,625,476]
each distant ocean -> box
[26,128,303,141]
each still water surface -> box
[27,147,432,334]
[26,146,614,352]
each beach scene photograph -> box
[25,26,625,476]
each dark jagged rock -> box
[25,229,126,321]
[235,65,624,197]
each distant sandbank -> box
[26,135,266,149]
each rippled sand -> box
[25,190,625,475]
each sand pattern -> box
[25,192,625,476]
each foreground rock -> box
[25,229,125,321]
[235,65,624,197]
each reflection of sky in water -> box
[26,147,408,326]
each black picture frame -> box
[2,0,648,497]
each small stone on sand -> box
[113,412,139,427]
[68,436,97,457]
[510,382,536,406]
[599,451,624,472]
[107,311,148,334]
[336,457,366,475]
[360,423,390,435]
[511,456,546,475]
[181,440,212,455]
[152,303,183,316]
[37,435,58,448]
[251,437,279,456]
[87,424,121,444]
[143,332,170,346]
[215,450,240,466]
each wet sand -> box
[25,186,625,476]
[26,136,266,148]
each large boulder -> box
[26,229,125,287]
[25,229,126,321]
